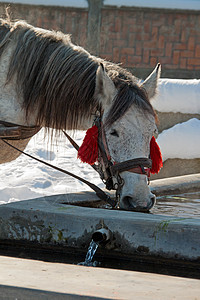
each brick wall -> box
[0,4,88,47]
[0,3,199,78]
[100,7,200,78]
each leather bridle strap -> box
[0,120,41,140]
[110,158,152,174]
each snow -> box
[2,0,200,10]
[0,129,103,205]
[157,118,200,161]
[152,79,200,114]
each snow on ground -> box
[157,118,200,161]
[0,129,103,205]
[152,79,200,114]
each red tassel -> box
[150,136,163,174]
[77,125,99,165]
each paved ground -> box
[0,256,199,300]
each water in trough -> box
[151,191,200,218]
[74,191,200,219]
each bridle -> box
[91,116,152,199]
[0,120,41,139]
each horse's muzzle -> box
[120,194,156,212]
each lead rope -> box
[0,138,116,208]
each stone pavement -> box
[0,256,199,300]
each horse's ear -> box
[95,63,116,110]
[141,63,161,100]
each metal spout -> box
[92,228,111,244]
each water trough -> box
[0,174,200,278]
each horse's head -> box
[94,63,161,212]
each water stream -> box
[78,240,99,267]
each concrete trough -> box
[0,188,200,263]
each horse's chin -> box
[119,195,156,212]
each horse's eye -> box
[154,128,158,138]
[110,129,119,137]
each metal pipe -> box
[92,228,111,244]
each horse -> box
[0,18,161,212]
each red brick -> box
[133,56,142,64]
[165,42,172,57]
[143,49,149,63]
[181,50,194,58]
[180,58,187,69]
[187,64,195,70]
[159,25,170,35]
[181,30,187,43]
[168,35,179,42]
[113,47,120,62]
[127,55,142,65]
[127,55,133,63]
[136,12,144,25]
[144,20,151,33]
[136,32,143,41]
[195,45,200,57]
[128,32,136,48]
[188,36,195,51]
[152,26,158,40]
[143,40,157,49]
[104,40,114,54]
[189,28,199,35]
[174,19,181,35]
[113,40,127,47]
[174,43,187,50]
[121,48,135,55]
[114,16,122,32]
[109,32,121,40]
[150,57,158,67]
[131,25,143,33]
[158,35,165,49]
[159,57,172,65]
[121,24,129,40]
[152,17,166,27]
[165,64,178,69]
[173,50,180,65]
[188,58,200,66]
[136,43,142,56]
[144,33,150,40]
[126,17,136,26]
[150,49,164,57]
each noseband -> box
[94,116,152,192]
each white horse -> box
[0,18,161,211]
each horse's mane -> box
[0,18,155,130]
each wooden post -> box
[86,0,103,56]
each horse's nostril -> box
[122,196,135,209]
[121,194,156,212]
